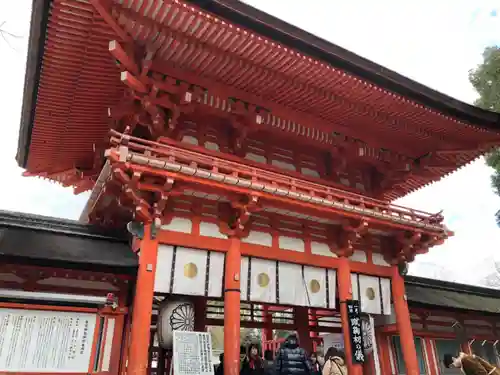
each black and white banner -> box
[347,300,365,364]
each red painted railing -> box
[109,130,448,232]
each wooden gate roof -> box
[16,0,500,199]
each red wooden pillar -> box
[424,338,439,375]
[337,257,362,375]
[392,266,419,375]
[194,296,207,332]
[294,306,313,354]
[127,224,159,375]
[376,332,393,375]
[224,237,242,375]
[309,309,318,349]
[262,305,273,344]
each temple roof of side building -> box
[16,0,500,201]
[0,210,137,273]
[405,275,500,314]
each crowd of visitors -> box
[214,333,348,375]
[214,335,500,375]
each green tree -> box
[469,46,500,224]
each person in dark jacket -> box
[241,343,264,375]
[275,334,312,375]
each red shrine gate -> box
[3,211,500,375]
[4,212,500,375]
[105,132,449,375]
[16,1,500,375]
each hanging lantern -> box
[157,299,195,349]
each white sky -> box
[1,0,500,283]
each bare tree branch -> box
[0,31,15,51]
[2,30,22,39]
[0,20,23,52]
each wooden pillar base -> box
[127,225,159,375]
[294,306,313,354]
[392,266,420,375]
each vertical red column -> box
[392,266,419,375]
[294,306,313,354]
[309,310,318,351]
[194,297,207,332]
[376,332,393,375]
[127,224,159,375]
[262,305,273,348]
[224,237,242,375]
[337,257,362,375]
[424,339,439,375]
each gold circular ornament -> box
[257,273,270,288]
[310,279,321,294]
[366,287,376,300]
[184,263,198,279]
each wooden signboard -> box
[322,333,344,351]
[173,331,214,375]
[0,308,96,373]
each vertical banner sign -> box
[347,300,365,364]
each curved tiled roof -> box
[405,275,500,314]
[0,210,136,273]
[188,0,500,129]
[16,0,500,200]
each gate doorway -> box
[147,296,342,375]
